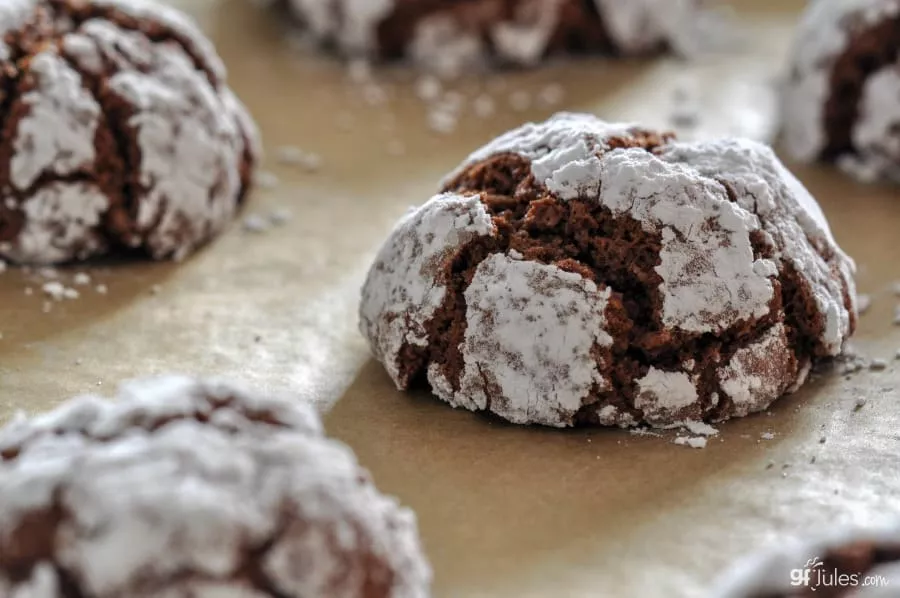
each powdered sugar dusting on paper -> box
[430,253,613,427]
[359,194,495,387]
[11,51,100,191]
[0,376,430,598]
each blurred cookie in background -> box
[782,0,900,184]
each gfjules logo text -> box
[790,557,890,591]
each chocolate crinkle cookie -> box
[0,0,260,265]
[0,376,431,598]
[267,0,721,77]
[360,113,857,428]
[782,0,900,183]
[712,525,900,597]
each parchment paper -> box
[1,1,899,596]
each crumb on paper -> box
[269,208,293,225]
[276,146,322,171]
[629,427,662,438]
[428,108,458,135]
[243,214,270,233]
[765,461,775,470]
[854,397,867,411]
[870,359,888,371]
[73,273,91,286]
[37,267,58,280]
[363,84,388,107]
[538,83,565,107]
[96,284,108,295]
[819,435,827,444]
[42,281,77,301]
[415,75,442,102]
[760,432,776,440]
[254,171,280,190]
[810,455,817,464]
[473,95,496,119]
[857,293,871,314]
[674,436,707,449]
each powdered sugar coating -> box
[716,323,800,418]
[848,67,900,182]
[658,138,856,355]
[781,0,900,180]
[89,0,227,83]
[4,182,109,264]
[0,1,256,265]
[71,21,244,259]
[362,113,856,428]
[635,368,700,425]
[599,148,775,334]
[276,0,715,74]
[0,0,37,62]
[592,0,704,55]
[711,523,900,598]
[430,253,613,427]
[359,194,494,386]
[12,51,100,191]
[0,376,430,598]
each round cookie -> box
[0,376,431,598]
[712,525,900,597]
[359,113,857,428]
[271,0,714,76]
[0,0,259,265]
[782,0,900,183]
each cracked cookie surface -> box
[0,375,431,598]
[359,113,857,428]
[0,0,259,265]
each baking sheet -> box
[2,1,900,596]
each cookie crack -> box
[47,0,221,87]
[438,147,799,424]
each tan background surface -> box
[2,1,900,596]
